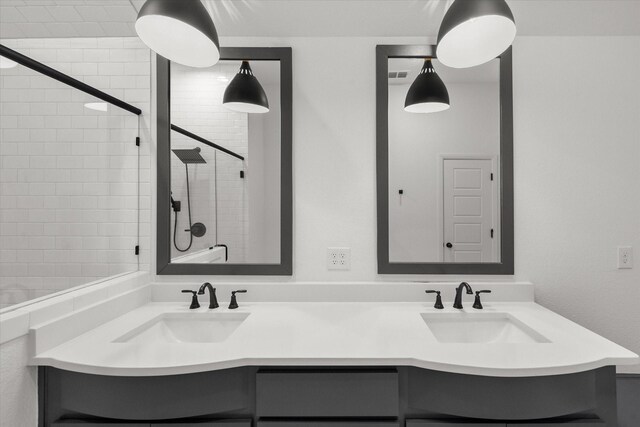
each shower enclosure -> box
[0,39,149,310]
[169,125,246,264]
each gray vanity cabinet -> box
[255,369,399,417]
[40,366,618,427]
[53,420,251,426]
[407,422,504,427]
[258,423,399,427]
[506,422,605,426]
[150,422,252,427]
[53,423,149,426]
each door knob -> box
[446,242,453,249]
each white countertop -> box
[31,301,638,377]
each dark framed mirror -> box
[157,47,292,275]
[376,45,513,274]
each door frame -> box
[438,155,500,263]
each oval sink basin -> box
[421,313,550,344]
[113,312,249,344]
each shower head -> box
[172,147,206,164]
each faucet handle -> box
[229,290,247,310]
[473,290,492,310]
[425,290,444,309]
[181,290,200,310]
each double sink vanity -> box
[28,44,638,426]
[33,282,638,427]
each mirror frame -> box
[376,45,514,275]
[156,47,293,275]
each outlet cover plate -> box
[327,247,351,271]
[618,247,633,269]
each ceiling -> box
[172,59,282,86]
[1,0,640,40]
[389,57,499,85]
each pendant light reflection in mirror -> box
[437,0,516,69]
[135,0,220,68]
[223,61,270,114]
[404,58,450,114]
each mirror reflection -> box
[388,57,501,263]
[169,60,281,264]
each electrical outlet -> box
[617,247,633,269]
[327,247,351,271]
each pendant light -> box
[404,59,450,113]
[135,0,220,68]
[436,0,516,69]
[223,61,270,114]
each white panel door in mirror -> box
[443,159,497,263]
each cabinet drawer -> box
[407,421,504,427]
[51,368,249,420]
[259,422,398,427]
[407,368,598,421]
[256,369,399,417]
[151,421,252,427]
[53,422,148,426]
[507,420,605,426]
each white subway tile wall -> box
[170,63,248,262]
[0,37,151,309]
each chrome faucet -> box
[453,282,473,309]
[197,282,219,309]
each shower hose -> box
[173,164,193,252]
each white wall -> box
[388,82,500,262]
[248,82,281,263]
[0,37,151,309]
[513,36,640,374]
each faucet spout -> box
[197,282,219,309]
[453,282,473,309]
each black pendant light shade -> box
[135,0,220,68]
[404,59,450,113]
[223,61,270,114]
[437,0,516,69]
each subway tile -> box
[56,48,83,62]
[71,62,98,76]
[42,169,71,182]
[16,250,44,263]
[55,183,83,195]
[17,195,45,208]
[98,62,124,76]
[1,37,151,311]
[44,115,71,129]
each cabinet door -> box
[506,420,605,426]
[53,422,149,426]
[407,421,505,427]
[256,369,398,417]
